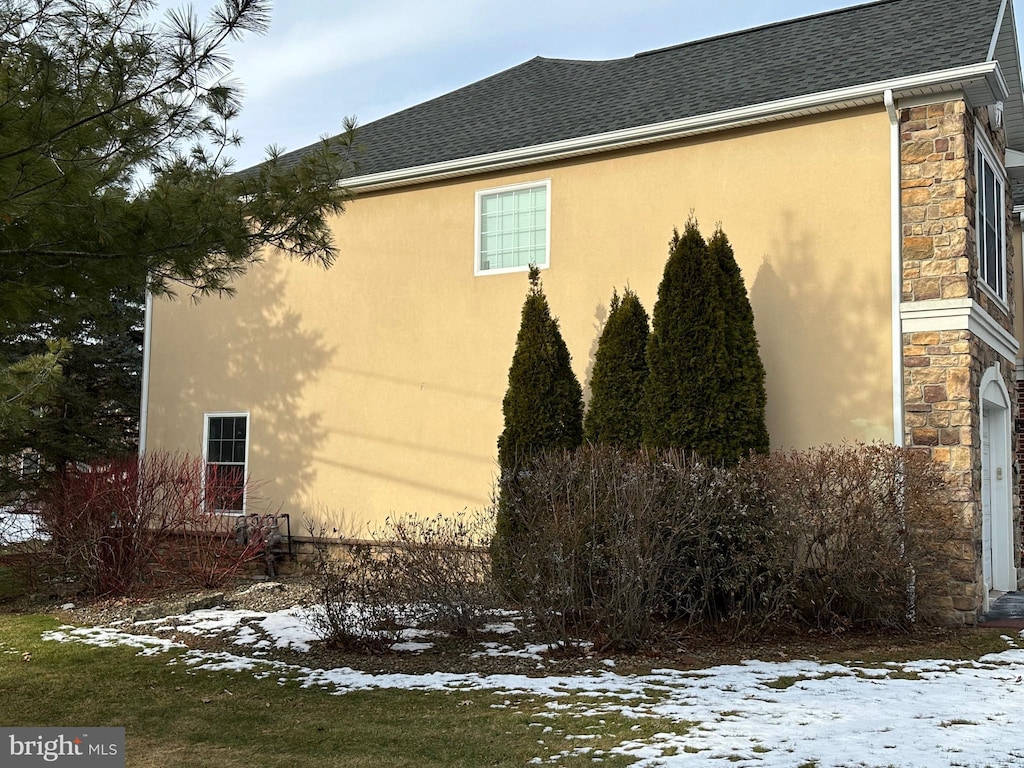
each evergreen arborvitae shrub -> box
[641,217,730,458]
[709,226,769,460]
[493,267,583,586]
[496,266,584,472]
[584,287,649,449]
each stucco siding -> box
[146,105,894,531]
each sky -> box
[156,0,1024,172]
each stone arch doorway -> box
[980,365,1014,610]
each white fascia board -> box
[1006,150,1024,183]
[900,298,1020,362]
[988,0,1009,62]
[1007,148,1024,167]
[346,62,1005,193]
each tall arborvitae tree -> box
[493,267,583,585]
[497,267,584,473]
[641,217,730,458]
[584,287,649,449]
[709,226,769,460]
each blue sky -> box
[175,0,1024,170]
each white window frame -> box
[474,179,551,276]
[975,127,1008,305]
[202,411,250,515]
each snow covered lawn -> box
[41,604,1024,767]
[0,510,45,544]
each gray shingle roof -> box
[266,0,1009,181]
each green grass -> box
[0,613,681,767]
[0,566,24,600]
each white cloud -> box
[227,0,494,102]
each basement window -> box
[475,180,550,275]
[204,413,248,513]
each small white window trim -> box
[474,179,551,276]
[202,411,250,515]
[975,125,1008,307]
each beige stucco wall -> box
[146,105,894,533]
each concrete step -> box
[978,591,1024,629]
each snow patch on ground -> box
[0,511,46,543]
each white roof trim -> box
[988,0,1009,62]
[1006,147,1024,167]
[346,61,1006,193]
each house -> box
[142,0,1024,623]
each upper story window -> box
[475,180,550,275]
[204,413,248,513]
[976,133,1007,302]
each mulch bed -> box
[4,574,1012,678]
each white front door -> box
[980,387,1013,596]
[981,418,993,592]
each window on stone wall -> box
[976,135,1006,302]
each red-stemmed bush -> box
[37,452,278,596]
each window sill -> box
[474,262,550,278]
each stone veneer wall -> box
[900,99,1020,624]
[1019,375,1024,531]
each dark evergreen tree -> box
[709,226,769,460]
[584,288,649,449]
[497,267,584,473]
[493,267,583,585]
[641,218,730,458]
[0,271,145,497]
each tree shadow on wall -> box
[157,258,330,514]
[748,212,894,446]
[583,298,609,400]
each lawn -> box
[2,602,1024,767]
[0,612,673,767]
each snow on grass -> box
[40,607,1024,768]
[390,641,435,652]
[0,511,46,543]
[44,625,186,656]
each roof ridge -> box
[533,55,629,65]
[634,0,900,58]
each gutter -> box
[885,89,905,447]
[138,290,153,457]
[346,61,1007,193]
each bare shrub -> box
[38,457,153,596]
[141,453,277,588]
[496,442,958,646]
[749,444,956,631]
[375,510,499,636]
[301,517,398,651]
[0,504,58,597]
[36,452,276,596]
